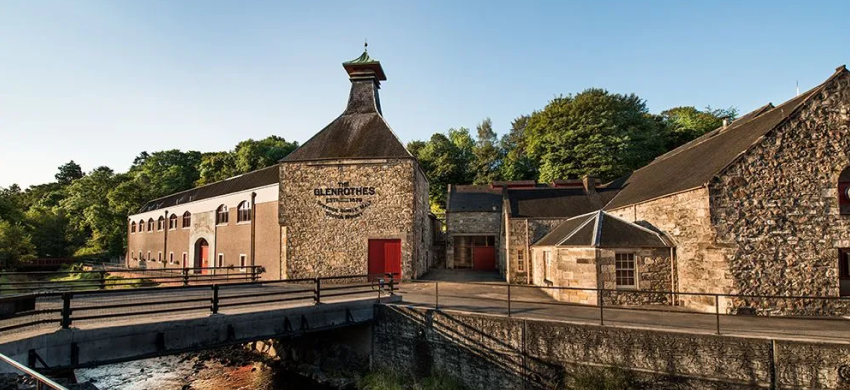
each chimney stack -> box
[582,175,597,195]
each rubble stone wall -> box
[710,70,850,315]
[607,188,728,312]
[280,158,427,280]
[373,305,850,390]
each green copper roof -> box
[343,50,379,65]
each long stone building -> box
[127,49,433,280]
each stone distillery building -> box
[445,65,850,314]
[127,49,433,280]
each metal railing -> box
[0,351,68,390]
[0,266,264,294]
[400,280,850,336]
[0,273,396,335]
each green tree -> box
[499,115,537,181]
[128,150,202,198]
[55,160,84,185]
[409,132,471,210]
[525,88,666,182]
[197,152,237,185]
[660,106,738,149]
[24,206,70,258]
[0,185,25,223]
[471,118,502,185]
[61,167,130,258]
[233,136,298,173]
[447,127,475,183]
[0,219,36,268]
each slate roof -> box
[534,211,670,248]
[508,185,621,218]
[138,165,280,213]
[447,185,503,212]
[282,53,411,162]
[605,67,847,210]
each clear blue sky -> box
[1,0,847,188]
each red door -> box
[369,239,402,280]
[473,246,496,270]
[200,245,209,274]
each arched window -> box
[147,218,154,232]
[840,167,850,215]
[130,221,136,233]
[182,211,191,228]
[216,205,229,225]
[168,214,178,230]
[237,201,252,222]
[157,216,165,231]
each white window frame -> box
[158,252,163,262]
[615,252,638,289]
[169,252,174,264]
[237,201,252,223]
[217,253,224,268]
[182,212,191,229]
[147,251,151,261]
[239,254,247,272]
[517,249,526,272]
[216,205,229,225]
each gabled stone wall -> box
[280,158,426,280]
[710,70,850,315]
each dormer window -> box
[216,205,229,225]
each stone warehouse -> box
[127,49,433,280]
[445,65,850,314]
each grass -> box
[358,369,467,390]
[49,264,158,290]
[0,274,15,295]
[562,366,647,390]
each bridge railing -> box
[0,273,397,336]
[0,351,68,390]
[0,266,264,295]
[394,280,850,338]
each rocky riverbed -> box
[0,346,345,390]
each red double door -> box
[368,239,402,280]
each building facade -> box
[127,165,282,277]
[128,50,433,281]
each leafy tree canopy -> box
[524,88,666,183]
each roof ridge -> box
[706,73,839,186]
[140,164,279,205]
[650,103,775,165]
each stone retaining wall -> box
[373,305,850,390]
